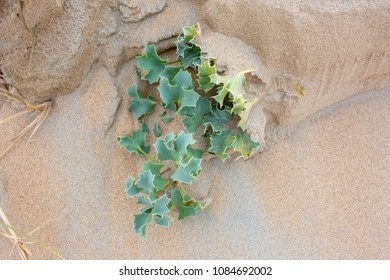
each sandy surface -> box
[1,0,390,260]
[0,86,389,259]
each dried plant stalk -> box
[0,88,52,159]
[0,206,64,260]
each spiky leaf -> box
[171,156,202,184]
[118,129,150,156]
[140,120,150,133]
[138,170,156,194]
[151,195,170,216]
[231,131,261,159]
[143,162,163,175]
[154,215,169,227]
[125,177,139,197]
[160,66,181,82]
[153,176,169,192]
[183,23,200,43]
[237,98,258,130]
[137,196,153,209]
[127,85,155,120]
[136,45,167,84]
[158,70,200,111]
[154,133,177,162]
[170,189,204,220]
[162,117,174,124]
[208,130,235,161]
[197,59,216,92]
[134,213,152,237]
[153,123,162,137]
[154,131,195,163]
[203,106,233,133]
[178,97,212,133]
[176,23,202,69]
[210,71,250,105]
[177,41,202,69]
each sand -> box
[0,86,389,259]
[1,0,390,260]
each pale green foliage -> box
[119,23,261,237]
[158,70,199,111]
[210,70,257,130]
[128,85,155,120]
[118,129,150,157]
[136,45,167,83]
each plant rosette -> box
[118,23,261,237]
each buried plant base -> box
[118,23,261,237]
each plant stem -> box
[178,181,188,195]
[0,91,23,103]
[167,59,179,65]
[28,25,38,71]
[137,148,159,163]
[0,109,34,125]
[162,179,175,192]
[0,220,64,260]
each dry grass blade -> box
[0,206,31,260]
[0,88,52,159]
[0,206,64,260]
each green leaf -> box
[171,156,202,184]
[213,84,230,108]
[118,129,150,156]
[153,176,169,192]
[208,130,235,161]
[203,106,233,133]
[134,213,152,237]
[210,70,252,109]
[178,97,212,133]
[176,23,202,69]
[123,24,262,238]
[127,84,139,97]
[159,66,181,82]
[154,131,196,163]
[187,146,204,159]
[183,23,200,43]
[151,195,170,216]
[143,162,169,192]
[153,123,162,137]
[136,45,167,84]
[162,117,174,124]
[197,59,216,92]
[137,196,153,209]
[127,85,155,120]
[154,215,169,227]
[125,177,140,197]
[173,131,196,161]
[158,70,200,111]
[210,70,250,104]
[170,189,201,220]
[154,133,177,162]
[231,131,261,159]
[237,98,258,131]
[177,40,202,69]
[143,162,163,175]
[137,170,156,194]
[129,98,156,120]
[182,118,203,134]
[210,70,259,128]
[141,120,150,133]
[162,102,177,112]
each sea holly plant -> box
[118,23,261,237]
